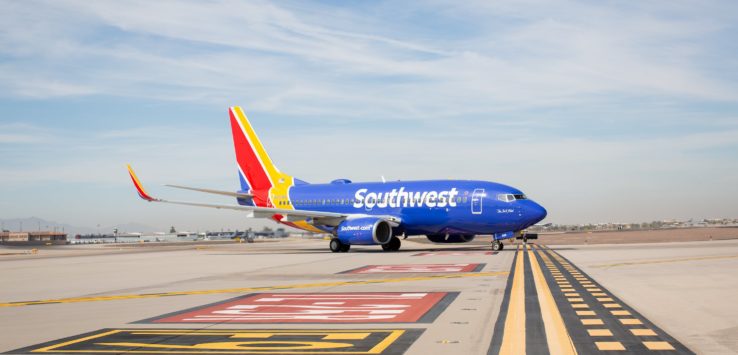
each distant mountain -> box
[0,217,157,236]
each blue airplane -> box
[127,106,547,252]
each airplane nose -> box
[529,201,547,224]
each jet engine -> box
[426,234,476,243]
[336,217,392,245]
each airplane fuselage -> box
[242,180,547,236]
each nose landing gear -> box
[492,240,504,251]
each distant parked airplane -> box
[127,107,547,252]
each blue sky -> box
[1,0,737,232]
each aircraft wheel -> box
[330,238,342,253]
[382,236,401,251]
[492,241,502,251]
[392,236,401,251]
[340,244,351,252]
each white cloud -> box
[0,0,735,115]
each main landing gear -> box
[330,236,401,252]
[492,240,505,251]
[329,238,350,253]
[382,236,401,252]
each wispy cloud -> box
[1,0,735,117]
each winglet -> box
[127,164,157,202]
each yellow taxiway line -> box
[0,271,507,308]
[499,245,526,355]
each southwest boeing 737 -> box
[127,106,547,252]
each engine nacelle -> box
[426,234,476,243]
[336,217,392,245]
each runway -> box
[1,238,736,354]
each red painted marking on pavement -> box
[344,263,482,274]
[413,251,497,256]
[148,292,448,323]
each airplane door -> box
[471,189,484,215]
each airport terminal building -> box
[0,231,67,245]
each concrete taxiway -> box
[1,237,736,354]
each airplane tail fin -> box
[228,106,297,206]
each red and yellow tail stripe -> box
[229,106,293,206]
[229,107,322,233]
[127,164,157,202]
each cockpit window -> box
[498,193,527,202]
[497,194,514,202]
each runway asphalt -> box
[1,237,736,354]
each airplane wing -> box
[165,184,253,199]
[126,165,400,227]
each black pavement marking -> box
[6,328,424,355]
[523,247,548,353]
[487,246,518,354]
[417,292,459,323]
[539,246,695,354]
[336,265,370,274]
